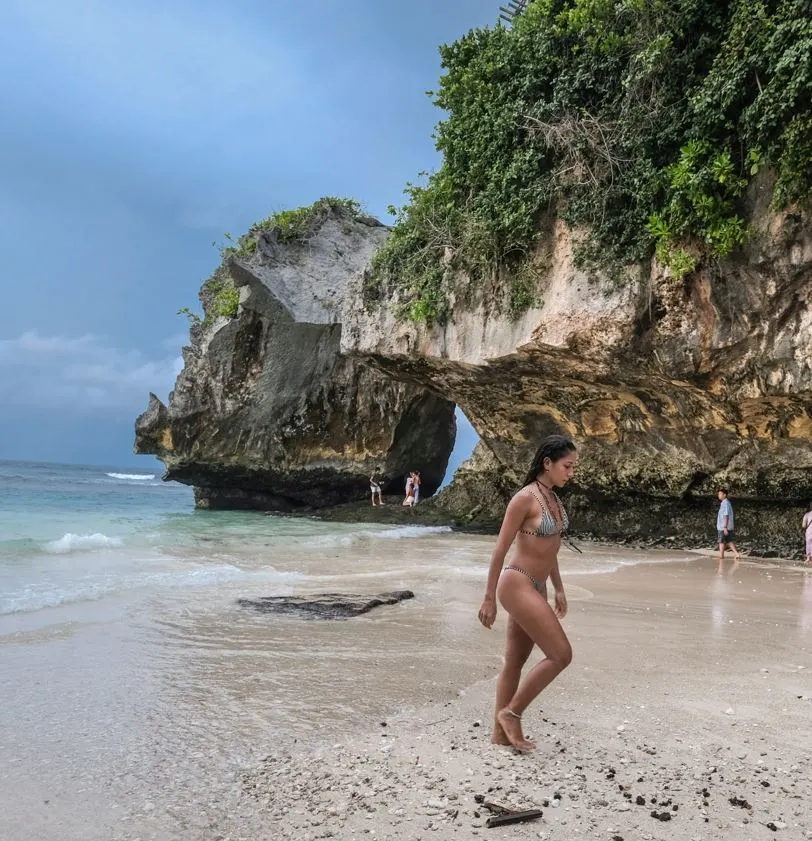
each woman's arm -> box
[549,555,568,618]
[478,493,529,628]
[549,556,564,592]
[484,493,530,599]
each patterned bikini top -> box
[519,482,569,537]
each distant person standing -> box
[403,472,415,508]
[803,502,812,565]
[412,471,421,505]
[716,488,741,562]
[370,474,384,507]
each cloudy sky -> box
[0,0,487,471]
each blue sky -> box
[0,0,488,473]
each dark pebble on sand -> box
[636,796,646,806]
[472,722,480,727]
[729,797,752,809]
[612,836,623,841]
[766,822,778,832]
[474,795,485,804]
[651,811,672,822]
[761,781,771,788]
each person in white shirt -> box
[403,473,415,508]
[803,501,812,565]
[716,488,740,562]
[369,474,383,507]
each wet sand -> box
[2,537,811,840]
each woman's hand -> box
[554,588,568,619]
[478,596,497,629]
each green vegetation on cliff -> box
[225,197,365,258]
[369,0,812,322]
[179,198,367,328]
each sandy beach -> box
[3,530,811,841]
[235,555,812,841]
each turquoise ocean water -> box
[0,459,457,617]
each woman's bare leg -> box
[496,577,572,750]
[492,614,535,745]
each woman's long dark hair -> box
[522,435,577,486]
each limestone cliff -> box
[341,178,812,556]
[135,202,455,509]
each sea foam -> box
[44,533,124,554]
[106,472,156,481]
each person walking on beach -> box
[803,502,812,565]
[370,474,384,507]
[477,435,576,753]
[716,488,741,562]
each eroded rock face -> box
[344,180,812,555]
[135,206,455,509]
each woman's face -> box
[543,452,577,488]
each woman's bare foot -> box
[491,720,511,746]
[496,708,535,753]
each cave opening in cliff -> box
[440,408,479,489]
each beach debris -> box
[650,810,672,821]
[485,808,544,828]
[729,796,752,809]
[479,798,543,827]
[725,707,735,715]
[236,590,414,619]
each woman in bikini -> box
[477,434,577,752]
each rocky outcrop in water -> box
[343,179,812,556]
[135,202,455,509]
[237,590,415,620]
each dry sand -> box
[238,556,812,841]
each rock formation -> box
[135,202,456,509]
[236,590,415,620]
[342,178,812,556]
